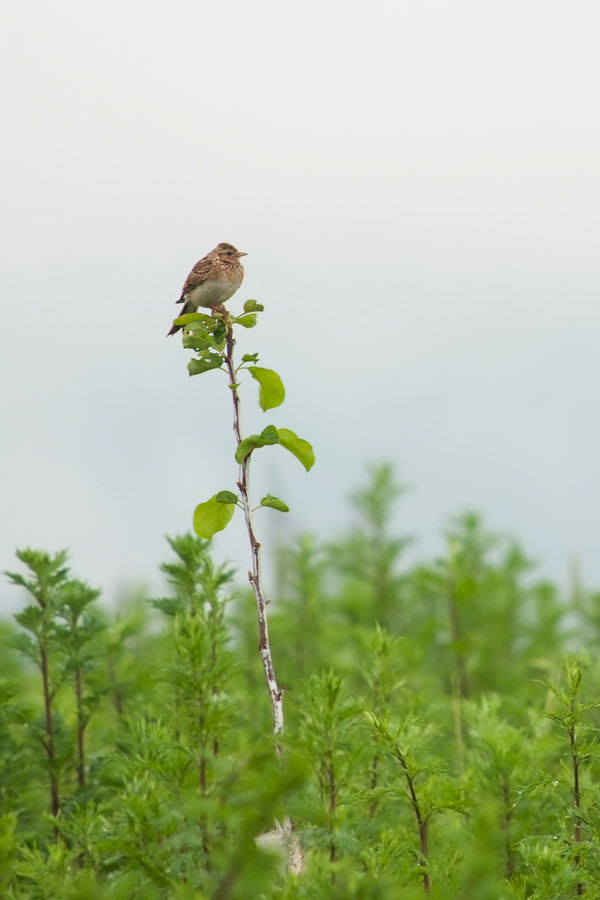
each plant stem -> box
[369,753,379,820]
[107,654,124,718]
[40,644,60,820]
[224,321,285,746]
[327,754,337,867]
[501,780,514,880]
[75,666,86,788]
[569,707,584,895]
[199,718,207,794]
[396,749,430,893]
[447,577,469,700]
[451,673,465,773]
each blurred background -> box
[1,0,599,607]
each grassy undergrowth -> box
[2,465,600,899]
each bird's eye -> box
[227,251,233,256]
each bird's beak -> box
[238,251,248,257]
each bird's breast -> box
[186,278,241,309]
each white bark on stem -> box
[224,322,285,747]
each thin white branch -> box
[224,321,285,747]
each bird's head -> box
[215,242,247,260]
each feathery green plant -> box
[4,467,600,897]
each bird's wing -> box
[177,255,213,302]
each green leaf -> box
[213,323,228,344]
[234,426,279,463]
[248,367,285,411]
[178,313,225,348]
[9,632,39,662]
[14,605,45,634]
[277,428,315,472]
[216,491,239,505]
[193,496,235,539]
[183,331,212,352]
[188,354,224,376]
[150,597,184,617]
[199,331,226,351]
[259,425,280,444]
[241,353,259,363]
[235,437,259,464]
[260,494,290,512]
[234,313,257,329]
[244,299,265,313]
[174,312,215,328]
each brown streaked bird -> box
[167,242,247,336]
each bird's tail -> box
[167,297,194,336]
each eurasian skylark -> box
[167,242,247,336]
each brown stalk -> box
[40,643,60,821]
[569,708,584,895]
[396,749,430,893]
[328,755,337,867]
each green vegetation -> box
[2,467,600,898]
[2,306,600,898]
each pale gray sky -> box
[2,1,600,605]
